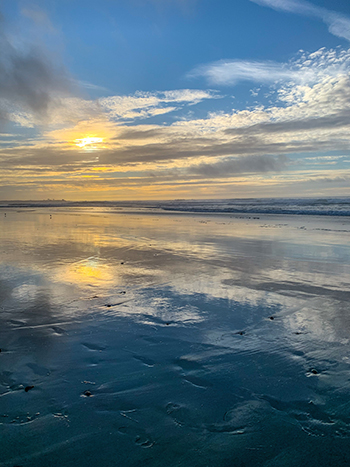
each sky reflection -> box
[1,209,350,466]
[0,209,349,335]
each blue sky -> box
[1,0,350,199]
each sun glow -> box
[74,136,104,148]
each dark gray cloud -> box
[0,146,89,167]
[96,136,348,166]
[225,112,350,136]
[0,13,72,125]
[0,128,347,173]
[114,128,166,140]
[310,175,350,183]
[188,155,289,177]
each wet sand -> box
[0,208,349,466]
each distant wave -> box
[1,197,350,216]
[158,197,350,216]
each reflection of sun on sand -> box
[59,259,115,286]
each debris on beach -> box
[104,301,128,308]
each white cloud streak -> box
[189,59,310,85]
[189,47,350,87]
[251,0,350,41]
[100,89,218,121]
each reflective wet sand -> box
[0,208,349,466]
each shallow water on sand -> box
[0,208,350,466]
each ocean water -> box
[0,208,349,466]
[1,195,350,216]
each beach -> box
[0,207,350,466]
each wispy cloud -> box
[77,80,109,92]
[20,6,58,34]
[251,0,350,41]
[188,48,350,86]
[0,8,72,126]
[8,88,218,128]
[189,47,350,87]
[2,42,350,199]
[189,59,306,86]
[100,89,218,121]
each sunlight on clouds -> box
[75,136,104,149]
[45,119,117,148]
[2,44,350,199]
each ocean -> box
[1,196,350,216]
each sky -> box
[1,0,350,200]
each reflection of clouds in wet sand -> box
[0,209,350,466]
[0,210,349,328]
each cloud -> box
[20,6,57,34]
[189,60,304,86]
[78,80,109,92]
[28,89,217,129]
[188,155,289,177]
[0,4,217,131]
[0,9,73,126]
[7,88,218,128]
[251,0,350,41]
[2,40,350,198]
[189,47,350,87]
[3,48,350,175]
[100,89,218,121]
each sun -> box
[74,136,104,148]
